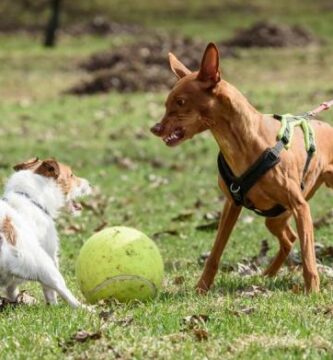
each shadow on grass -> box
[159,272,304,302]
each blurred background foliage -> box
[1,0,333,38]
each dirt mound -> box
[67,33,233,95]
[224,21,320,48]
[65,16,144,36]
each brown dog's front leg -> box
[292,201,320,293]
[196,200,241,293]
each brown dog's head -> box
[150,43,221,146]
[13,157,91,215]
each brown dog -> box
[151,42,333,294]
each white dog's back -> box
[0,158,91,308]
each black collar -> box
[4,191,52,218]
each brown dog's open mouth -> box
[163,128,185,146]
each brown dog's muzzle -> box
[150,123,165,136]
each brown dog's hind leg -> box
[196,200,241,293]
[263,215,297,277]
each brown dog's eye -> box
[176,98,186,107]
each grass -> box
[1,1,333,359]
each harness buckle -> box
[230,183,241,194]
[230,183,242,203]
[268,149,279,161]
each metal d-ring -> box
[230,183,240,194]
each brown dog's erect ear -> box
[197,43,221,84]
[13,157,40,172]
[35,159,60,179]
[168,52,192,79]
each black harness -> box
[217,114,316,217]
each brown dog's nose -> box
[150,123,164,136]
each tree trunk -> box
[44,0,62,47]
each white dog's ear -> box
[35,159,60,179]
[13,157,40,172]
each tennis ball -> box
[76,226,164,303]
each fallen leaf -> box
[113,316,134,327]
[203,211,220,221]
[152,229,179,239]
[181,315,209,342]
[16,291,37,305]
[192,328,209,341]
[62,223,83,235]
[73,330,102,343]
[196,221,219,231]
[323,306,333,316]
[150,158,164,168]
[194,199,204,208]
[119,157,137,170]
[169,163,184,171]
[94,220,108,232]
[237,285,270,298]
[148,174,169,188]
[251,239,270,266]
[99,310,113,321]
[172,210,194,222]
[315,243,333,262]
[230,306,256,316]
[291,284,302,294]
[0,290,37,310]
[173,276,185,285]
[80,193,108,216]
[181,314,209,328]
[317,264,333,278]
[286,249,302,267]
[236,262,260,276]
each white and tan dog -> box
[0,157,91,308]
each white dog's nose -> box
[80,178,92,196]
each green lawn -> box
[1,1,333,359]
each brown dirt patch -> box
[66,33,234,95]
[224,21,321,48]
[64,16,144,37]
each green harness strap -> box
[273,113,316,189]
[275,114,316,152]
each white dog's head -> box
[13,157,92,216]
